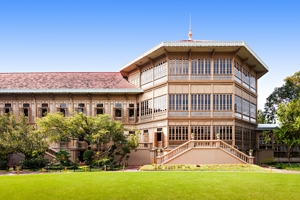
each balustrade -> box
[157,140,252,164]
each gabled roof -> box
[0,72,143,94]
[120,40,269,78]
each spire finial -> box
[188,14,192,40]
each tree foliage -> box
[0,114,48,161]
[36,112,71,143]
[264,70,300,123]
[257,109,267,124]
[273,99,300,160]
[36,112,140,165]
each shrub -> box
[19,158,50,169]
[54,150,71,166]
[83,150,94,165]
[0,160,8,170]
[260,157,275,165]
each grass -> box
[1,171,300,200]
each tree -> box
[0,113,19,160]
[257,109,267,124]
[0,114,48,161]
[16,115,48,159]
[273,99,300,161]
[36,112,71,143]
[264,70,300,123]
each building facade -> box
[0,40,271,165]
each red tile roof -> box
[0,72,137,89]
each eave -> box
[120,40,269,79]
[0,88,144,94]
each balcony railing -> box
[169,75,189,80]
[191,74,211,80]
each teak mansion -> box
[1,35,294,165]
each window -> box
[191,59,211,74]
[4,103,11,113]
[191,126,210,140]
[23,103,30,107]
[242,69,250,88]
[250,74,256,92]
[169,94,188,110]
[213,94,232,110]
[153,95,167,113]
[154,60,167,80]
[234,95,242,117]
[129,109,135,117]
[97,103,103,107]
[96,103,104,115]
[141,99,152,116]
[214,59,232,74]
[128,103,135,117]
[41,103,48,117]
[169,59,188,74]
[214,126,232,140]
[137,103,139,117]
[23,103,30,117]
[115,103,122,117]
[244,128,250,142]
[141,67,153,85]
[250,103,256,119]
[234,61,242,83]
[191,94,211,110]
[143,130,149,142]
[77,103,85,113]
[235,126,243,141]
[169,126,189,140]
[59,103,67,117]
[243,99,250,116]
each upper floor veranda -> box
[121,40,268,94]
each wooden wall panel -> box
[169,121,189,125]
[190,121,211,125]
[153,86,167,97]
[191,85,211,93]
[212,121,233,125]
[235,86,242,96]
[213,85,233,93]
[169,85,189,93]
[243,91,250,100]
[140,91,153,101]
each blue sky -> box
[0,0,299,109]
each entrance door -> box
[154,132,163,148]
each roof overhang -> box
[0,88,144,94]
[120,40,269,79]
[255,124,279,131]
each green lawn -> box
[1,171,300,200]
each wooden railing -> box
[157,140,253,164]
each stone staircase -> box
[156,140,254,164]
